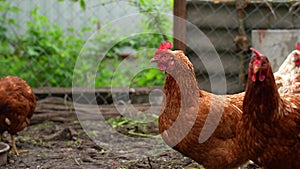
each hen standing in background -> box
[274,43,300,93]
[226,44,300,110]
[0,76,36,155]
[238,48,300,169]
[286,71,300,93]
[151,42,249,169]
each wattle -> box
[259,74,266,81]
[295,59,300,66]
[158,62,167,71]
[252,74,256,82]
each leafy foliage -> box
[0,0,20,55]
[0,6,87,87]
[92,0,173,87]
[0,0,172,88]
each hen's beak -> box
[253,65,260,74]
[150,57,158,62]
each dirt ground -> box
[2,118,257,169]
[2,119,202,169]
[1,96,255,169]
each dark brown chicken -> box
[231,44,300,109]
[226,46,300,110]
[0,76,36,155]
[151,42,249,169]
[238,48,300,169]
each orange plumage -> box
[238,49,300,169]
[0,76,36,155]
[151,43,249,169]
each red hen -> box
[0,76,36,155]
[238,48,300,169]
[151,42,249,169]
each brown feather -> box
[0,76,36,136]
[238,54,300,169]
[155,50,248,169]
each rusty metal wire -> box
[186,0,300,93]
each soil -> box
[2,119,201,169]
[1,99,254,169]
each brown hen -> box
[151,42,249,169]
[226,45,300,110]
[238,48,300,169]
[0,76,36,155]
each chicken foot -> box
[9,135,28,156]
[10,135,19,155]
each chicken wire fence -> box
[0,0,173,104]
[185,0,300,94]
[1,0,300,102]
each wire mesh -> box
[186,0,300,94]
[1,0,300,100]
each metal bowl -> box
[0,142,10,165]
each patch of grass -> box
[30,139,44,146]
[106,114,159,138]
[186,166,205,169]
[20,135,31,142]
[66,139,81,148]
[87,130,101,137]
[33,120,55,129]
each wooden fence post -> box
[173,0,186,51]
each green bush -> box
[0,6,88,87]
[92,0,173,87]
[0,0,172,88]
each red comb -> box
[296,43,300,51]
[159,41,172,50]
[251,48,262,59]
[155,41,172,55]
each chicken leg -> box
[10,135,29,155]
[10,135,19,156]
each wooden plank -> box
[33,86,163,104]
[174,0,187,51]
[32,97,161,124]
[33,86,163,95]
